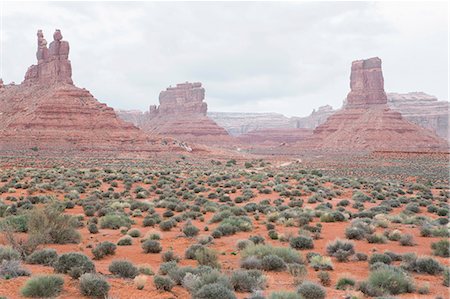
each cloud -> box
[1,1,447,117]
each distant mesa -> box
[118,82,231,144]
[300,57,448,152]
[0,29,188,155]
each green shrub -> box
[362,267,415,295]
[142,239,162,253]
[369,253,392,265]
[79,273,110,297]
[289,236,314,250]
[0,259,31,278]
[153,275,174,291]
[413,257,443,275]
[230,269,266,292]
[194,282,237,299]
[53,252,95,278]
[109,260,138,278]
[431,239,450,257]
[127,228,141,238]
[27,205,81,244]
[309,255,333,271]
[241,245,303,264]
[183,224,200,237]
[99,214,132,229]
[296,281,326,299]
[443,267,449,287]
[21,275,64,298]
[261,254,286,271]
[326,239,354,262]
[0,246,20,261]
[88,223,98,234]
[92,241,116,260]
[399,234,415,246]
[366,233,387,244]
[335,277,355,290]
[195,247,220,268]
[26,248,58,266]
[159,220,174,231]
[162,250,180,262]
[268,291,300,299]
[185,244,204,259]
[117,235,133,246]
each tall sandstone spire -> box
[0,29,189,156]
[300,57,448,152]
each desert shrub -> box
[261,254,286,271]
[355,252,368,261]
[26,248,58,266]
[195,247,220,268]
[413,257,443,275]
[159,220,175,231]
[241,245,303,264]
[230,269,266,292]
[369,253,392,265]
[128,228,141,238]
[185,244,204,259]
[417,283,430,294]
[399,234,415,246]
[443,267,449,287]
[268,291,300,299]
[183,224,200,237]
[79,273,110,298]
[366,233,387,244]
[108,260,138,278]
[317,271,331,286]
[27,204,81,244]
[309,255,333,271]
[99,214,132,229]
[53,252,95,278]
[237,239,253,250]
[20,275,64,298]
[194,282,237,299]
[138,264,154,276]
[162,250,180,262]
[1,215,28,232]
[142,239,162,253]
[153,275,175,291]
[431,239,450,257]
[117,235,133,246]
[240,256,263,270]
[159,261,177,275]
[0,259,30,278]
[326,239,354,262]
[360,267,415,295]
[88,223,98,234]
[335,277,355,290]
[289,236,314,250]
[92,241,116,260]
[0,246,20,261]
[268,230,278,240]
[296,281,326,299]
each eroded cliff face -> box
[0,30,188,156]
[300,57,448,152]
[387,92,449,140]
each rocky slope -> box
[0,30,188,156]
[299,57,448,152]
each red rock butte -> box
[300,57,448,152]
[0,29,188,156]
[140,82,231,143]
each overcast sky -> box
[1,1,448,117]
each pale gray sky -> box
[1,1,448,117]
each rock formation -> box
[292,105,336,129]
[300,57,448,152]
[387,92,449,140]
[0,30,188,155]
[138,82,230,144]
[237,128,312,145]
[24,29,73,85]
